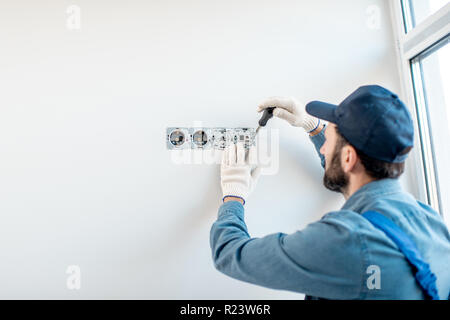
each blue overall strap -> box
[362,211,440,300]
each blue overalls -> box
[363,211,442,300]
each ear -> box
[340,145,359,173]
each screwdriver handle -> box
[258,107,275,127]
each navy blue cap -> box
[306,85,414,163]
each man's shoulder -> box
[319,209,371,231]
[322,190,439,228]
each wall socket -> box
[166,127,256,150]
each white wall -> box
[0,0,411,299]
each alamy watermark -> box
[366,264,381,290]
[66,265,81,290]
[66,5,81,30]
[366,5,381,30]
[167,122,280,175]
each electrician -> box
[210,85,450,299]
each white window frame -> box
[388,1,450,218]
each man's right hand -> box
[257,96,320,133]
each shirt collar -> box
[341,178,403,212]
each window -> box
[411,36,450,215]
[390,2,450,225]
[402,0,449,31]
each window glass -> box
[414,37,450,218]
[408,0,449,29]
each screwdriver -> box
[255,107,275,135]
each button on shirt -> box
[210,128,450,299]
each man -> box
[210,85,450,299]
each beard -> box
[323,146,349,194]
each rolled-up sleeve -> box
[210,201,364,299]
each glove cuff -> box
[303,116,320,133]
[222,195,246,205]
[222,184,249,201]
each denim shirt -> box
[210,128,450,299]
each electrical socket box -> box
[166,127,256,150]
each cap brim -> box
[306,101,338,123]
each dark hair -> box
[334,126,409,179]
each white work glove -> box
[257,96,320,132]
[221,142,261,204]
